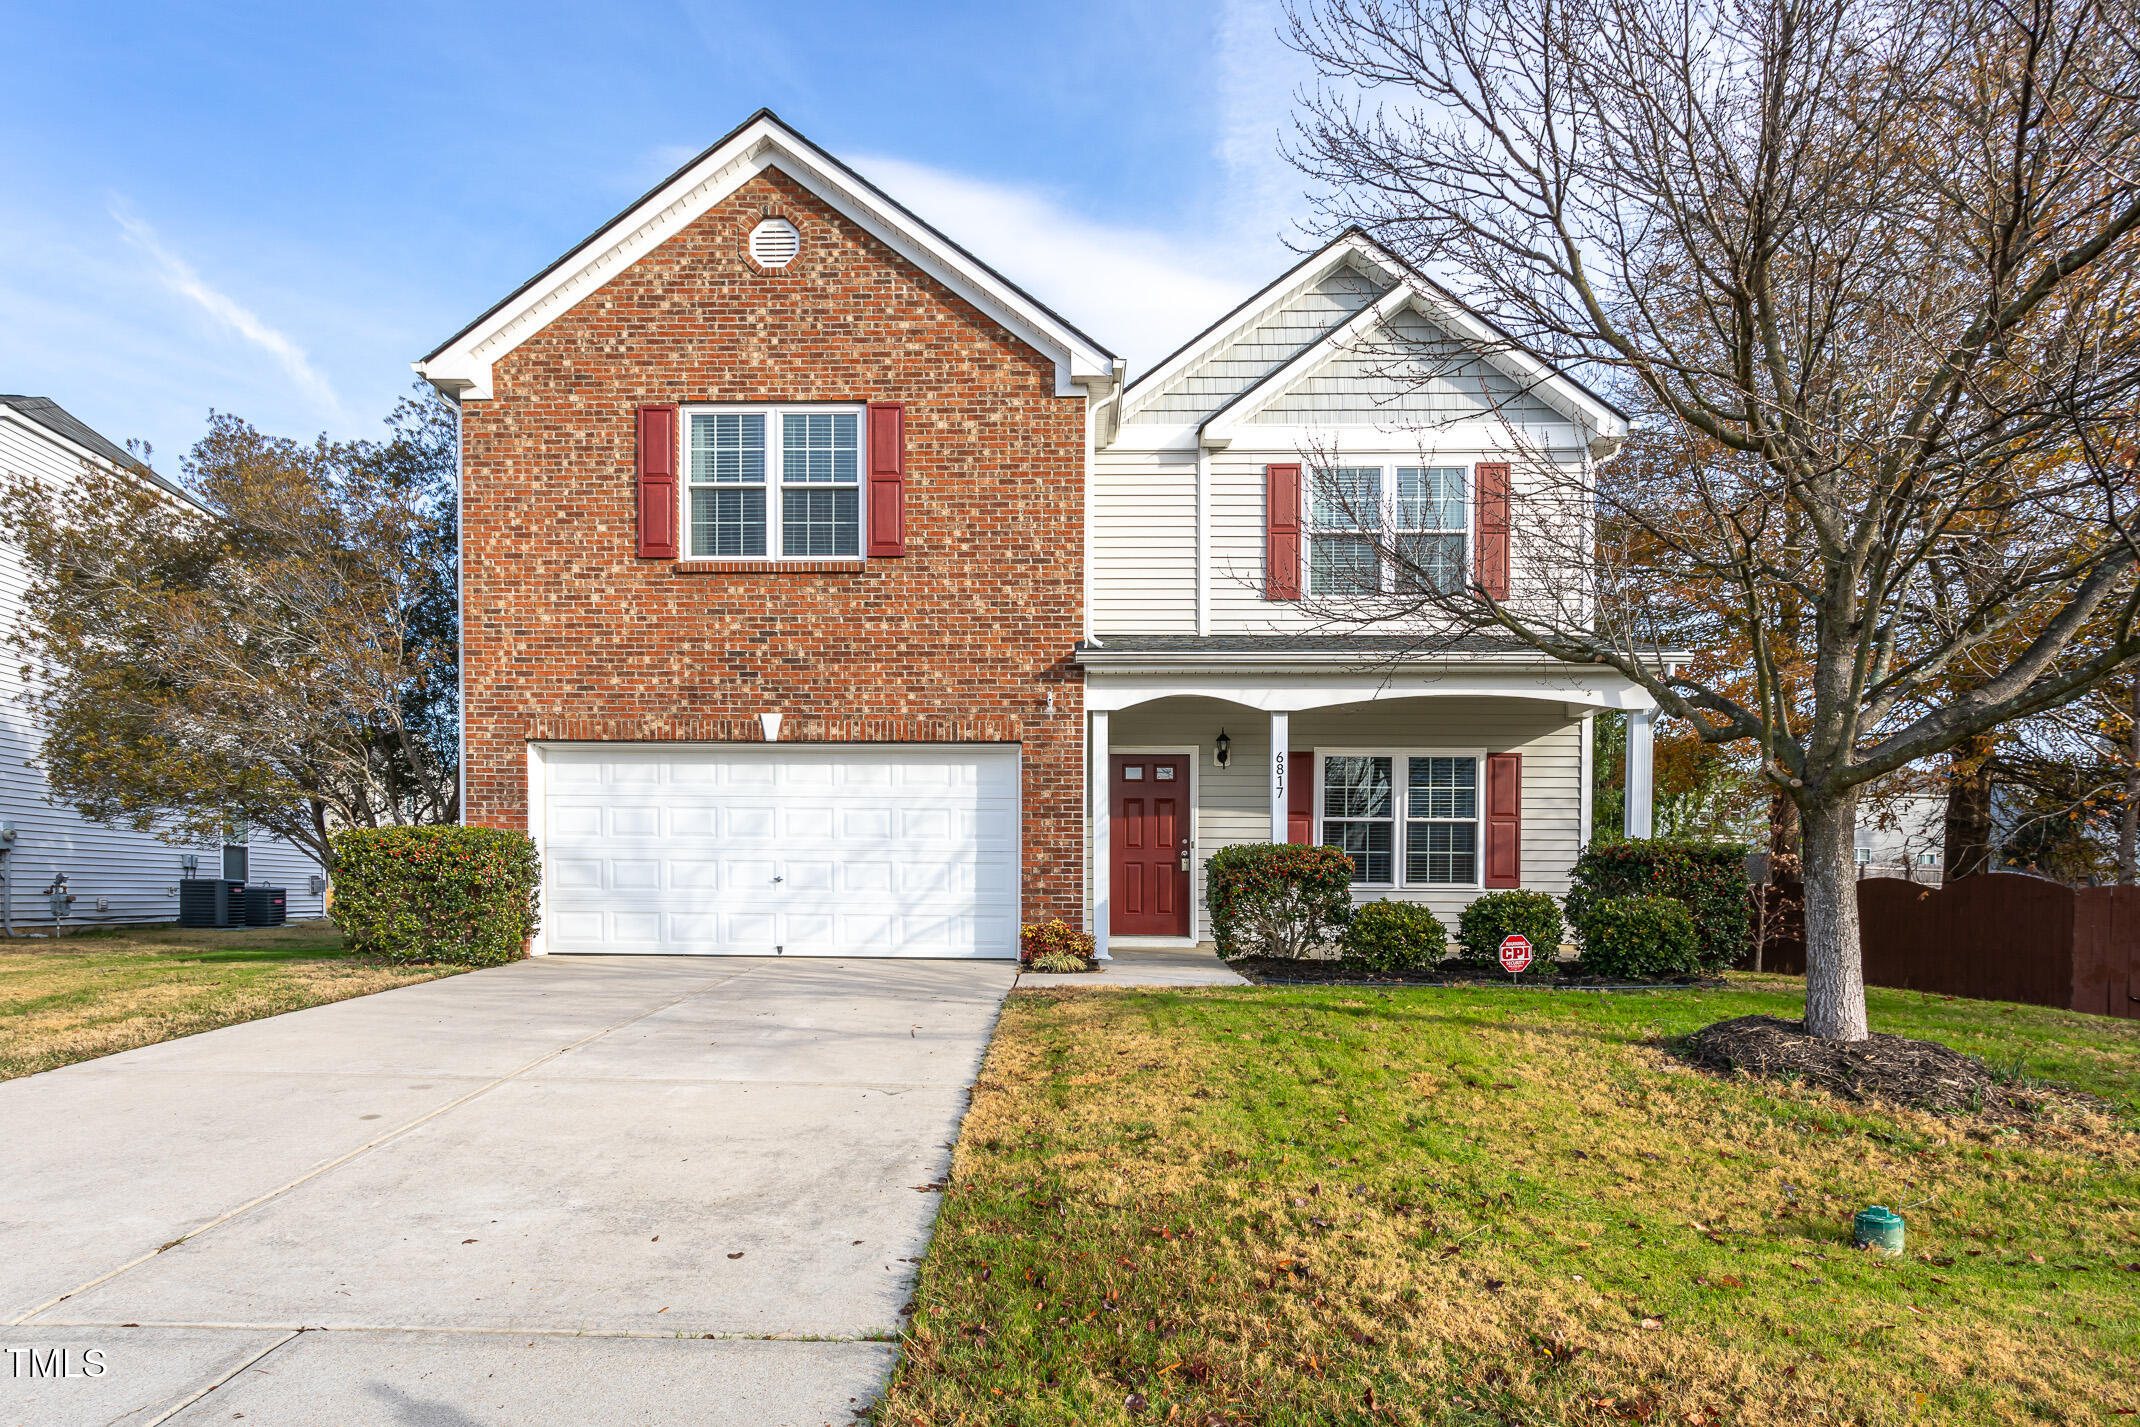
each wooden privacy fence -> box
[1746,873,2140,1020]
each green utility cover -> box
[1853,1205,1906,1256]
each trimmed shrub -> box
[1343,899,1448,973]
[1020,918,1096,966]
[1457,889,1564,963]
[1575,894,1700,978]
[1564,839,1750,971]
[331,826,539,967]
[1206,843,1354,961]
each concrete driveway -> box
[0,955,1014,1426]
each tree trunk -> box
[2122,678,2140,887]
[1801,792,1870,1042]
[1942,735,1995,879]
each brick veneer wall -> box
[459,168,1086,926]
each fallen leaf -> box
[1640,1317,1663,1331]
[727,1252,745,1260]
[462,1239,478,1245]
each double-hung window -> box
[1307,463,1469,595]
[685,406,863,559]
[1320,751,1482,887]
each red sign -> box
[1498,934,1534,974]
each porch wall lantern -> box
[1214,729,1232,768]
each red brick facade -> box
[460,170,1086,926]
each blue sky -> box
[0,0,1318,470]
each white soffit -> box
[416,111,1116,401]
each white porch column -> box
[1091,708,1111,961]
[1269,709,1291,843]
[1624,707,1655,839]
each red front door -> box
[1111,755,1192,936]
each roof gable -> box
[0,395,198,505]
[416,110,1119,402]
[1119,230,1627,449]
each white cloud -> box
[111,202,342,419]
[1217,0,1314,251]
[852,154,1265,378]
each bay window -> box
[685,405,863,559]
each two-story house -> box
[418,110,1661,960]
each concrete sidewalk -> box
[1018,944,1249,988]
[0,954,1015,1426]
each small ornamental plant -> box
[1574,893,1701,979]
[1457,889,1565,965]
[330,826,540,967]
[1019,918,1096,968]
[1342,899,1448,974]
[1205,843,1354,961]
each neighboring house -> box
[1857,794,1945,883]
[418,109,1663,960]
[0,396,327,930]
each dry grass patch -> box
[0,920,464,1079]
[875,978,2140,1426]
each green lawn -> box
[876,976,2140,1425]
[0,920,464,1080]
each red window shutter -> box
[636,405,678,559]
[1287,751,1315,844]
[1265,463,1302,600]
[1484,752,1521,888]
[867,401,905,557]
[1474,462,1510,599]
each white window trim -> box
[679,402,867,562]
[1314,746,1488,890]
[1302,459,1474,598]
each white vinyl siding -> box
[1091,452,1197,633]
[0,411,326,927]
[1098,695,1585,925]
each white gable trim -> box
[416,113,1116,401]
[1198,284,1628,451]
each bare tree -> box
[1281,0,2140,1039]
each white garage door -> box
[539,744,1019,958]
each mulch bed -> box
[1229,956,1716,990]
[1683,1014,2094,1115]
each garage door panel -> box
[541,745,1018,958]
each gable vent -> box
[749,217,800,268]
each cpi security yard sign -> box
[1498,934,1534,975]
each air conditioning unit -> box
[242,886,287,927]
[178,878,247,928]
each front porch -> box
[1078,639,1660,960]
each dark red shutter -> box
[1265,463,1302,600]
[1475,462,1510,599]
[867,401,905,557]
[1287,751,1314,844]
[636,405,678,559]
[1484,752,1521,888]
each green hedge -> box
[1574,894,1700,978]
[1457,889,1564,963]
[1343,899,1448,973]
[1563,839,1749,970]
[331,826,540,967]
[1206,843,1354,961]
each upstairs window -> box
[685,406,862,560]
[1307,463,1469,596]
